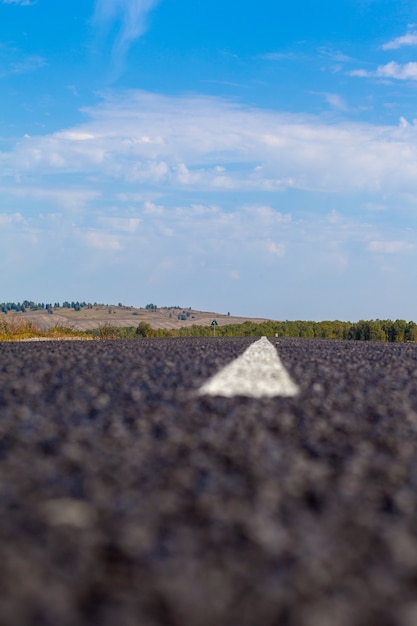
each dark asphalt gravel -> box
[2,337,417,626]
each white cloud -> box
[244,205,291,224]
[376,61,417,80]
[0,212,24,226]
[349,68,371,78]
[350,62,417,81]
[84,231,122,251]
[1,0,35,5]
[365,202,386,212]
[368,240,414,254]
[266,241,286,257]
[382,31,417,50]
[318,48,353,63]
[100,217,141,232]
[319,92,348,110]
[143,201,164,215]
[10,55,47,74]
[1,186,100,210]
[1,186,414,319]
[61,132,95,141]
[117,192,162,203]
[174,203,221,218]
[3,90,417,198]
[0,51,46,78]
[94,0,160,69]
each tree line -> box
[0,300,94,313]
[0,300,188,314]
[87,319,417,342]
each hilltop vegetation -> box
[0,300,190,314]
[0,300,124,313]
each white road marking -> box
[198,336,299,398]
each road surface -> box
[1,337,417,626]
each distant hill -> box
[3,304,268,331]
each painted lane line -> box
[198,336,299,398]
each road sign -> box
[211,320,218,336]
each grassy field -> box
[0,318,89,342]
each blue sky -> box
[1,0,417,320]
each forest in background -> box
[90,319,417,342]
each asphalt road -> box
[2,337,417,626]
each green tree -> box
[136,322,153,337]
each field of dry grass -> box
[3,305,268,332]
[0,317,89,342]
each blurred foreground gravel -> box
[2,337,417,626]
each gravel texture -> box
[1,337,417,626]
